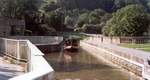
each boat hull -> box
[65,46,79,53]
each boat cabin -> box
[64,36,80,52]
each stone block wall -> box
[80,42,143,76]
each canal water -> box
[45,49,141,80]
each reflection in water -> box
[45,49,141,80]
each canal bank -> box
[80,41,142,76]
[80,37,150,79]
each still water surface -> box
[45,49,141,80]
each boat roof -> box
[67,35,81,40]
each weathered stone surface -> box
[0,57,24,80]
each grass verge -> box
[119,43,150,52]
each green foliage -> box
[147,1,150,10]
[120,43,150,52]
[1,0,150,35]
[75,12,89,28]
[0,0,44,19]
[64,16,74,27]
[88,9,106,24]
[82,24,102,34]
[0,0,24,18]
[75,8,111,33]
[76,9,108,28]
[42,1,58,12]
[39,24,56,35]
[103,4,150,36]
[47,10,65,31]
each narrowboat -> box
[64,36,80,52]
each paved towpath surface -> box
[83,38,150,59]
[0,57,24,80]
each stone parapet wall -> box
[80,42,143,76]
[83,34,150,44]
[9,36,63,45]
[0,38,54,80]
[0,38,28,62]
[8,36,64,53]
[101,36,150,44]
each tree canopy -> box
[0,0,150,35]
[50,0,150,12]
[103,4,150,36]
[0,0,44,19]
